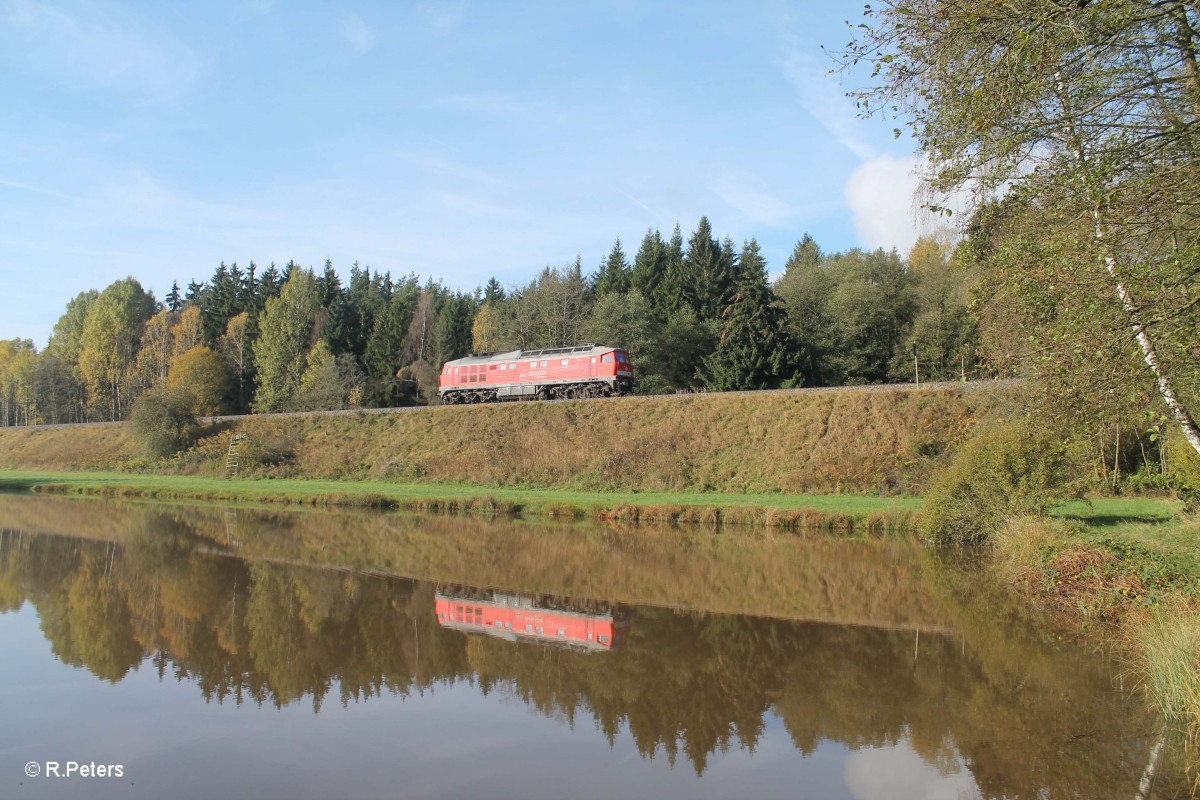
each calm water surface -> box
[0,495,1189,798]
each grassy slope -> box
[0,383,1012,494]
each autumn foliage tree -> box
[846,0,1200,455]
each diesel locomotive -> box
[437,343,633,404]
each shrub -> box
[1165,433,1200,503]
[130,388,199,459]
[920,421,1070,546]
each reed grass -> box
[1126,599,1200,748]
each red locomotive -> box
[435,585,631,652]
[437,343,633,404]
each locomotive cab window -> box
[616,352,627,363]
[602,354,614,363]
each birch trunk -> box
[1055,70,1200,458]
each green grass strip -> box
[0,469,921,530]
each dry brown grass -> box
[0,383,1013,495]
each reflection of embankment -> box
[0,495,953,632]
[0,517,1178,796]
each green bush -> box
[130,388,199,459]
[920,421,1070,546]
[1165,433,1200,502]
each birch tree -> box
[78,278,156,420]
[847,0,1200,455]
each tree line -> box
[0,217,984,425]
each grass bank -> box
[991,508,1200,772]
[0,382,1014,495]
[0,470,923,534]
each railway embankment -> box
[0,381,1015,496]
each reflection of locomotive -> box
[435,584,631,651]
[437,344,634,404]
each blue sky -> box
[1,1,937,347]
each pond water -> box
[0,494,1189,798]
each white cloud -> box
[338,11,375,55]
[845,154,973,254]
[844,740,980,800]
[845,154,923,252]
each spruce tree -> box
[483,277,506,305]
[632,229,668,317]
[165,282,182,313]
[258,263,282,301]
[593,238,632,297]
[704,239,794,391]
[682,217,733,320]
[654,223,693,319]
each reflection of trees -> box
[0,525,1176,796]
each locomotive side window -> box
[560,359,569,366]
[529,361,537,368]
[540,360,548,368]
[499,363,506,370]
[509,363,517,370]
[602,354,614,363]
[591,357,597,364]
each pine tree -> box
[632,229,669,318]
[363,285,418,406]
[435,293,476,364]
[483,277,506,305]
[704,239,795,391]
[683,217,734,320]
[653,224,691,317]
[593,238,632,297]
[315,260,352,353]
[202,262,242,343]
[258,263,282,301]
[165,282,182,313]
[184,280,205,307]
